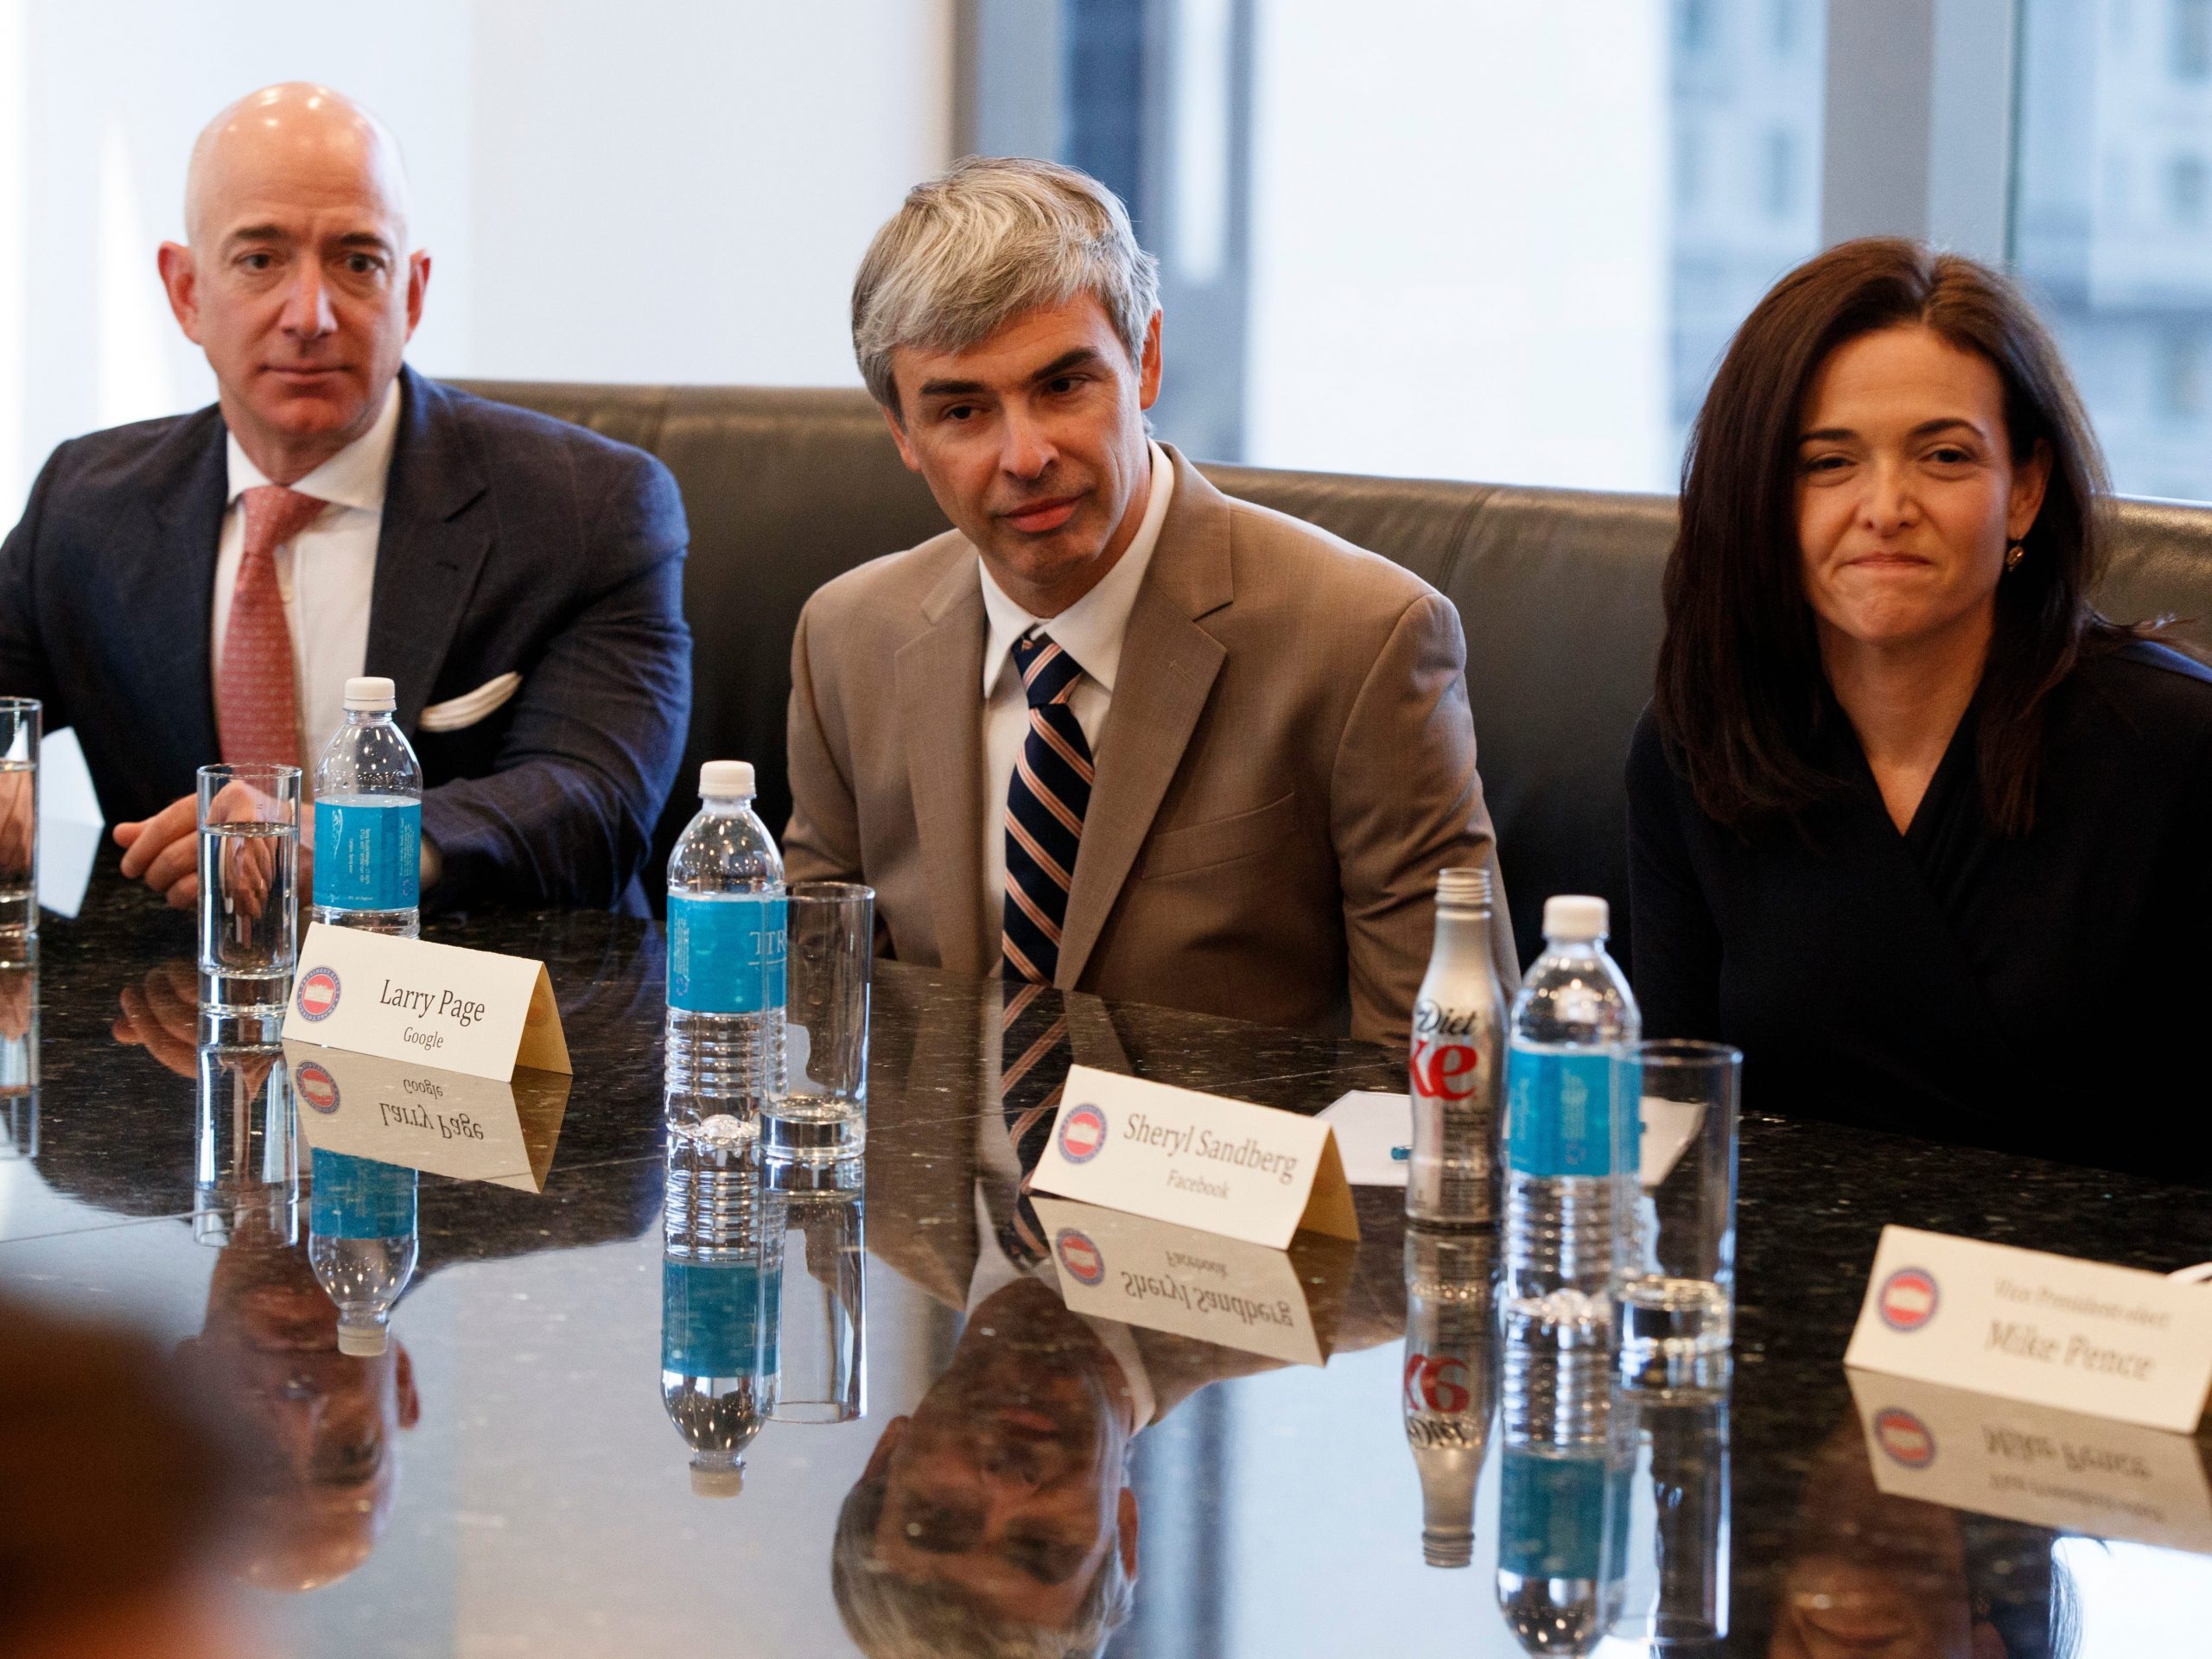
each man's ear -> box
[393,1343,421,1430]
[863,1415,911,1481]
[1136,310,1163,411]
[1116,1485,1140,1581]
[404,250,432,340]
[880,401,922,474]
[157,243,202,344]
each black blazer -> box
[0,367,691,912]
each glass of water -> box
[197,763,301,1033]
[767,1157,865,1424]
[761,882,873,1165]
[1613,1039,1740,1395]
[0,698,39,962]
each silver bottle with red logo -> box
[1407,867,1509,1228]
[1402,1223,1497,1567]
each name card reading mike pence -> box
[1028,1065,1359,1249]
[283,922,571,1083]
[1844,1225,2212,1432]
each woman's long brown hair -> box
[1656,237,2123,836]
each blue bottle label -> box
[662,1257,783,1376]
[310,1148,419,1238]
[1505,1044,1640,1178]
[1499,1446,1608,1579]
[315,796,422,910]
[668,893,787,1014]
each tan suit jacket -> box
[785,446,1516,1045]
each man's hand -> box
[0,766,32,887]
[114,795,201,911]
[114,958,199,1076]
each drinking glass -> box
[0,960,35,1161]
[761,882,873,1164]
[197,764,301,1032]
[1613,1039,1740,1394]
[194,1042,300,1247]
[0,698,39,960]
[767,1157,865,1424]
[1608,1385,1732,1645]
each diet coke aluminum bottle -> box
[1407,867,1509,1228]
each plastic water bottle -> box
[662,1134,785,1497]
[307,1147,419,1357]
[1495,1379,1631,1656]
[665,761,787,1143]
[1500,896,1640,1380]
[312,676,423,937]
[1402,1224,1496,1568]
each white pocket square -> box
[418,671,523,733]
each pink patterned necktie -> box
[217,486,327,766]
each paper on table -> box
[36,728,100,920]
[1318,1090,1411,1187]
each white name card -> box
[1030,1196,1353,1367]
[286,1042,573,1192]
[282,923,570,1082]
[1028,1065,1359,1249]
[1846,1367,2212,1556]
[1844,1225,2212,1432]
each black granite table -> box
[3,872,2209,1657]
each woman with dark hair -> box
[1629,238,2212,1160]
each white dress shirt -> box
[979,441,1175,951]
[212,379,399,779]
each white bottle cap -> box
[690,1458,745,1498]
[1541,894,1609,940]
[1434,867,1492,911]
[700,760,755,799]
[343,676,397,712]
[336,1319,389,1358]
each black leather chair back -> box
[454,382,2212,964]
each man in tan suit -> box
[785,157,1515,1045]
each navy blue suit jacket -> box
[0,366,690,912]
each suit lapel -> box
[1056,449,1230,988]
[137,411,229,766]
[365,368,492,734]
[896,556,990,974]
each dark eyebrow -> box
[222,224,291,249]
[1799,417,1986,445]
[916,348,1105,404]
[332,232,395,253]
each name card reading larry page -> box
[1844,1225,2212,1433]
[1028,1065,1359,1249]
[282,922,571,1083]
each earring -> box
[2004,541,2025,572]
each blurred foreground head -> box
[0,1296,266,1659]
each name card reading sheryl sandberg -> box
[1028,1065,1359,1249]
[282,923,571,1082]
[1844,1225,2212,1432]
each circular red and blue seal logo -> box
[1874,1407,1937,1469]
[295,965,342,1022]
[1055,1228,1105,1286]
[296,1062,341,1116]
[1057,1103,1109,1165]
[1878,1267,1940,1332]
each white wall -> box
[1244,0,1673,492]
[0,0,953,523]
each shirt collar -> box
[226,377,403,512]
[980,440,1176,699]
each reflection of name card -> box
[1844,1225,2212,1432]
[1031,1196,1353,1367]
[1847,1367,2212,1555]
[287,1043,571,1192]
[283,922,570,1081]
[1030,1065,1359,1249]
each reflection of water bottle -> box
[662,1133,785,1497]
[1408,867,1509,1228]
[312,677,424,938]
[1496,1331,1631,1655]
[665,761,786,1143]
[308,1147,420,1357]
[1402,1224,1496,1567]
[1501,896,1639,1377]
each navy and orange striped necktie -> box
[1000,632,1092,986]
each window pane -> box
[2016,0,2212,502]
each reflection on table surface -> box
[1,870,2208,1657]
